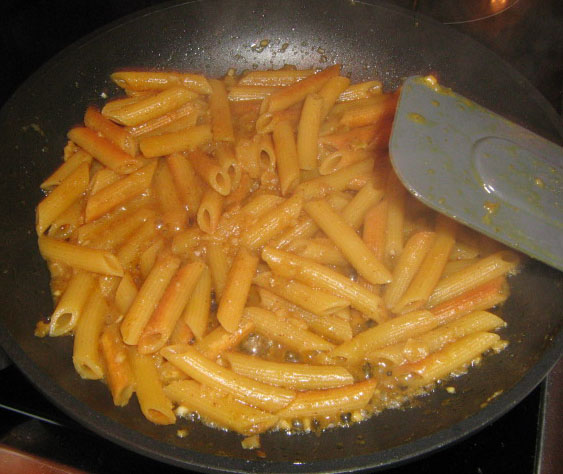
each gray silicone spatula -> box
[389,76,563,272]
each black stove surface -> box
[0,0,561,473]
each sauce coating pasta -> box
[35,65,517,446]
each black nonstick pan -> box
[0,1,561,472]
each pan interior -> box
[0,0,561,472]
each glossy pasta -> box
[35,65,517,446]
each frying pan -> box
[0,0,561,472]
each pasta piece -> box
[102,86,198,126]
[217,247,258,333]
[36,162,89,235]
[304,199,392,284]
[139,238,165,279]
[337,80,383,102]
[187,150,231,196]
[226,352,354,390]
[161,344,295,412]
[183,266,211,340]
[216,144,241,191]
[84,106,137,156]
[197,187,224,234]
[67,127,143,174]
[262,247,386,322]
[384,171,407,261]
[130,351,176,425]
[276,379,376,418]
[362,200,388,262]
[239,68,314,86]
[111,70,212,94]
[244,307,335,352]
[41,150,92,190]
[84,160,157,223]
[153,160,188,231]
[329,310,439,365]
[139,124,212,158]
[167,152,202,217]
[72,287,108,380]
[49,271,96,336]
[340,177,384,230]
[127,101,202,138]
[297,93,324,170]
[120,254,181,345]
[195,318,255,360]
[100,324,135,406]
[164,380,278,435]
[38,236,123,276]
[318,76,351,119]
[209,78,235,142]
[286,238,349,268]
[115,272,138,315]
[116,218,157,270]
[253,272,350,317]
[206,241,230,299]
[137,261,205,354]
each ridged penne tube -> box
[84,106,137,156]
[272,120,300,195]
[296,158,374,200]
[41,150,92,190]
[102,86,197,126]
[253,272,350,317]
[115,272,138,315]
[139,124,212,158]
[228,85,280,101]
[183,266,211,340]
[318,149,371,176]
[164,380,278,435]
[427,251,519,308]
[38,236,123,276]
[187,150,231,196]
[127,101,202,138]
[255,108,302,135]
[258,288,353,343]
[67,127,143,174]
[45,199,82,239]
[432,276,509,325]
[100,324,135,406]
[244,307,335,352]
[120,254,181,345]
[442,258,480,278]
[297,93,324,170]
[286,238,349,267]
[116,218,157,269]
[197,187,224,234]
[319,125,379,150]
[130,351,176,425]
[396,332,501,388]
[318,76,351,120]
[89,168,120,195]
[276,379,377,418]
[239,69,314,86]
[137,261,205,354]
[166,152,202,217]
[226,352,354,390]
[195,318,255,360]
[384,171,407,260]
[241,192,303,249]
[271,192,350,248]
[139,239,165,278]
[262,247,385,322]
[362,200,388,262]
[171,228,201,258]
[36,162,89,235]
[384,231,436,310]
[340,177,384,230]
[258,133,276,171]
[216,144,241,191]
[337,80,383,102]
[161,344,295,412]
[111,71,212,94]
[72,287,108,380]
[450,242,480,261]
[266,64,340,113]
[329,310,439,365]
[153,160,187,231]
[169,317,194,345]
[217,247,258,333]
[84,161,157,222]
[49,271,96,336]
[368,310,506,366]
[209,78,235,142]
[339,93,397,128]
[393,216,456,314]
[235,135,261,178]
[304,199,392,285]
[205,241,230,298]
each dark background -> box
[0,1,561,473]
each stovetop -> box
[0,0,561,473]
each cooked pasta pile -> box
[35,65,518,441]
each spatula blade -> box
[390,76,563,271]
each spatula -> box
[390,75,563,271]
